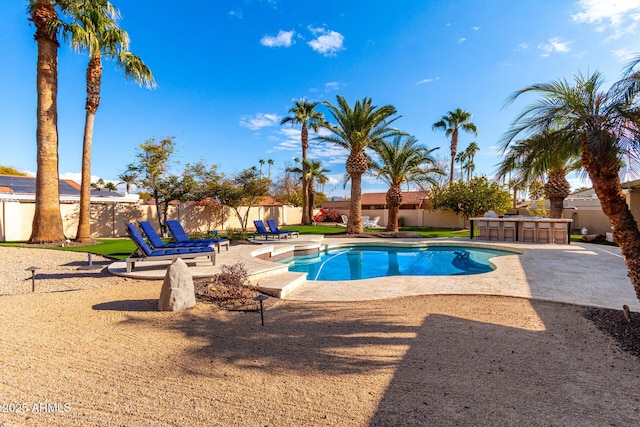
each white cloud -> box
[572,0,640,27]
[416,76,440,85]
[325,81,342,91]
[538,37,571,56]
[458,37,467,44]
[515,42,529,51]
[239,113,282,130]
[228,10,243,19]
[308,28,345,56]
[260,30,295,48]
[471,26,480,31]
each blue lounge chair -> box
[266,219,299,238]
[165,220,229,252]
[138,221,210,250]
[253,220,289,240]
[125,223,215,273]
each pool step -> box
[252,271,308,298]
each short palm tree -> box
[28,0,66,243]
[497,130,580,218]
[116,170,137,194]
[503,70,640,302]
[318,95,402,234]
[368,135,443,232]
[56,0,156,242]
[280,99,325,225]
[289,159,330,221]
[433,108,478,184]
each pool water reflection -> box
[278,245,515,281]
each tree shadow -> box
[368,299,640,426]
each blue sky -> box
[2,0,640,197]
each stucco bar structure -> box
[469,217,573,244]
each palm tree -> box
[503,70,640,301]
[28,0,66,243]
[116,170,137,194]
[463,141,479,181]
[289,159,330,221]
[267,159,274,179]
[368,136,443,232]
[432,108,478,184]
[318,95,402,234]
[497,131,580,218]
[454,150,467,181]
[258,159,265,177]
[280,99,325,225]
[57,1,156,242]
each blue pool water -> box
[278,245,515,281]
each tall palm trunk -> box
[583,145,640,301]
[307,178,315,223]
[30,0,65,243]
[449,128,459,184]
[346,150,367,234]
[386,185,402,232]
[301,123,311,224]
[76,56,103,242]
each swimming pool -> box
[278,245,515,281]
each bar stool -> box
[522,221,536,243]
[502,221,516,242]
[552,223,568,244]
[476,220,488,239]
[536,222,552,243]
[488,221,500,240]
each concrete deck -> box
[107,235,640,311]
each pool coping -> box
[107,236,640,311]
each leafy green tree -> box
[28,0,65,243]
[368,135,443,232]
[0,166,28,176]
[318,95,402,233]
[281,99,325,225]
[129,136,176,233]
[207,169,270,233]
[502,69,640,301]
[432,108,478,185]
[104,182,117,191]
[430,177,511,223]
[56,0,156,242]
[496,130,580,218]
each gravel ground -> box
[1,246,640,426]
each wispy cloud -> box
[514,42,529,51]
[471,26,480,31]
[239,113,282,130]
[228,10,243,19]
[260,30,295,48]
[458,37,467,44]
[538,37,571,56]
[308,27,345,56]
[324,81,345,92]
[416,76,440,85]
[572,0,640,28]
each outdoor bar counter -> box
[469,217,573,244]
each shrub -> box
[313,208,342,223]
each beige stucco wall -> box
[0,202,308,242]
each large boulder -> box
[158,258,196,311]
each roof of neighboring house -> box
[0,175,136,202]
[361,191,428,206]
